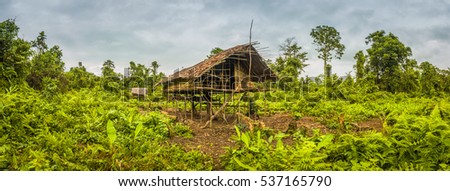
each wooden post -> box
[165,90,169,110]
[237,93,241,123]
[184,92,187,119]
[191,92,194,120]
[202,89,236,129]
[209,93,213,129]
[205,92,212,118]
[248,20,253,119]
[209,71,213,128]
[237,60,241,123]
[223,91,226,119]
[264,87,268,115]
[200,91,203,122]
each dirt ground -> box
[161,109,383,170]
[164,109,237,169]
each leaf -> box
[106,120,117,145]
[242,133,250,148]
[256,131,261,147]
[128,114,133,124]
[317,134,334,150]
[233,157,256,171]
[430,105,442,121]
[276,139,284,150]
[134,123,143,139]
[234,125,241,138]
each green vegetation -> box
[310,25,345,78]
[225,95,450,170]
[1,88,212,170]
[1,19,450,171]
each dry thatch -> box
[161,43,276,84]
[131,88,147,96]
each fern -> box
[106,120,117,145]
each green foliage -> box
[65,62,99,90]
[207,47,223,58]
[101,60,121,93]
[2,18,450,171]
[224,94,450,171]
[223,127,333,170]
[310,25,345,78]
[106,120,117,145]
[125,61,149,88]
[27,32,67,92]
[1,88,212,170]
[134,122,143,139]
[269,37,308,90]
[364,31,413,92]
[354,50,366,82]
[419,61,447,96]
[0,19,32,89]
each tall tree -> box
[32,31,48,53]
[269,37,308,89]
[310,25,345,78]
[151,61,160,79]
[101,60,121,92]
[26,31,66,92]
[419,61,442,95]
[101,59,115,77]
[442,68,450,93]
[394,59,419,93]
[0,19,32,89]
[126,61,150,88]
[353,50,366,82]
[364,30,412,92]
[150,61,162,89]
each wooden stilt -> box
[237,92,241,123]
[190,92,194,120]
[223,91,226,122]
[184,92,187,119]
[199,76,203,122]
[202,89,237,129]
[209,72,213,128]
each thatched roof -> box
[161,43,276,83]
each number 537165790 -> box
[260,175,331,187]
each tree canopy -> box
[310,25,345,78]
[364,30,413,92]
[0,19,32,88]
[269,37,308,90]
[1,18,450,97]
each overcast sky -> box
[2,0,449,76]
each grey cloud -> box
[2,0,449,76]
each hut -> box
[160,43,276,126]
[131,88,148,96]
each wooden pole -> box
[210,70,214,128]
[237,59,241,123]
[165,89,169,110]
[199,76,203,122]
[223,91,226,119]
[184,92,187,119]
[200,91,203,122]
[248,19,253,118]
[248,19,253,78]
[191,91,194,120]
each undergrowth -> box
[0,88,212,170]
[223,98,450,170]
